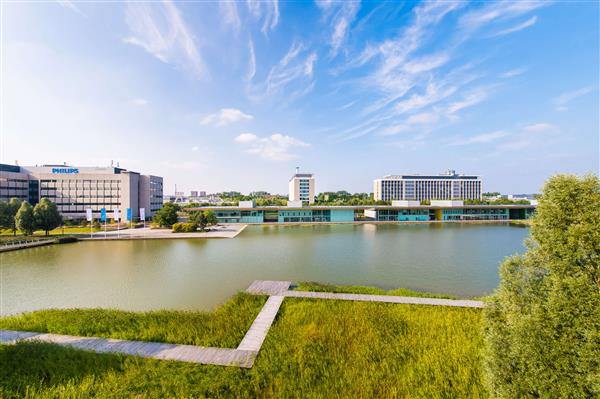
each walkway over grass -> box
[0,280,484,368]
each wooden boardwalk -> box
[282,290,484,308]
[0,280,483,368]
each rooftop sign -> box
[52,167,79,174]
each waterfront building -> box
[0,163,163,220]
[373,170,482,201]
[289,167,315,205]
[189,203,535,224]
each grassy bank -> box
[0,289,485,398]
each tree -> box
[153,203,180,227]
[203,210,218,227]
[33,198,63,236]
[15,201,36,236]
[483,174,600,398]
[0,198,23,236]
[188,210,217,231]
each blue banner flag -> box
[100,208,106,222]
[127,208,132,221]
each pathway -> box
[0,280,483,368]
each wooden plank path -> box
[282,290,484,308]
[0,330,256,368]
[0,280,482,368]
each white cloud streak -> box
[234,133,310,160]
[201,108,254,126]
[553,86,594,111]
[219,1,241,33]
[493,15,538,36]
[246,0,279,34]
[124,0,206,77]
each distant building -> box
[0,163,163,219]
[190,190,198,197]
[288,167,315,205]
[373,170,482,201]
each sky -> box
[1,0,598,195]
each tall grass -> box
[0,293,266,348]
[0,291,485,398]
[296,281,456,299]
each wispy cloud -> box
[446,87,490,115]
[493,15,538,36]
[318,1,361,57]
[500,67,527,78]
[523,122,556,132]
[124,0,206,77]
[130,98,148,106]
[234,133,310,160]
[251,41,317,100]
[247,39,256,81]
[450,130,510,145]
[246,0,279,34]
[219,1,241,33]
[553,85,594,111]
[460,0,546,32]
[56,0,87,17]
[201,108,253,126]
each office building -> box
[373,170,482,201]
[288,167,315,205]
[0,163,163,220]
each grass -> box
[0,293,266,348]
[0,289,486,398]
[295,281,456,299]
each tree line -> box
[0,198,62,236]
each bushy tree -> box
[15,201,36,236]
[33,198,63,235]
[188,210,218,231]
[483,174,600,398]
[203,210,217,227]
[153,203,180,227]
[0,198,23,236]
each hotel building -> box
[0,164,163,220]
[288,168,315,205]
[373,170,482,201]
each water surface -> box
[0,224,529,315]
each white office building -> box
[0,163,163,220]
[373,170,482,201]
[288,168,315,205]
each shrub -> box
[172,222,198,233]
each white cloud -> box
[523,122,556,133]
[253,41,317,99]
[200,108,254,126]
[460,0,546,32]
[493,15,538,36]
[56,0,87,17]
[325,2,361,57]
[234,133,310,160]
[500,67,527,78]
[246,0,279,33]
[131,98,148,106]
[450,130,510,145]
[446,88,489,115]
[124,0,206,77]
[219,1,241,33]
[402,52,450,74]
[191,146,199,151]
[247,39,256,81]
[234,132,258,143]
[406,112,439,125]
[553,86,594,111]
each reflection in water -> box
[0,224,528,315]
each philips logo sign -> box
[52,168,79,174]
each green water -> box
[0,224,529,315]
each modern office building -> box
[190,201,535,224]
[0,163,163,220]
[373,170,482,201]
[289,168,315,205]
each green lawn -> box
[0,227,103,237]
[0,291,486,398]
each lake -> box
[0,223,529,315]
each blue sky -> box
[2,0,598,194]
